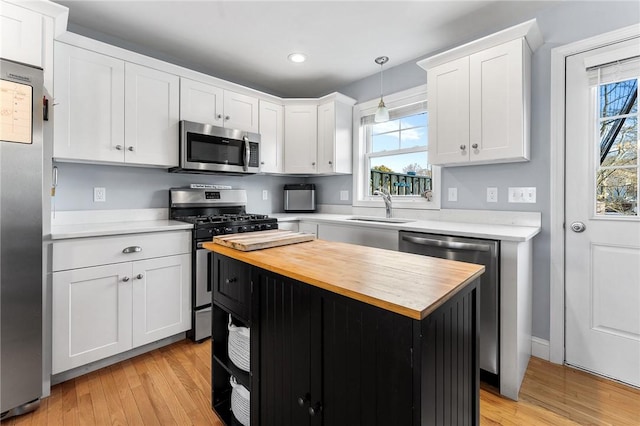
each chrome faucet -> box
[373,187,392,218]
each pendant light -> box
[374,56,390,123]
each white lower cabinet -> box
[52,231,191,374]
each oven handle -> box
[197,242,213,293]
[243,135,250,172]
[401,235,492,252]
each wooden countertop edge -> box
[203,241,484,320]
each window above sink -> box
[353,85,442,211]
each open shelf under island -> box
[205,238,485,426]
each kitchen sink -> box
[346,216,415,224]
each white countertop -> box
[49,209,540,242]
[271,213,540,242]
[51,219,193,240]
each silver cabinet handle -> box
[328,161,333,165]
[459,145,466,150]
[128,146,134,152]
[224,115,230,120]
[122,276,130,282]
[401,235,492,252]
[312,162,316,166]
[122,246,142,254]
[472,143,478,149]
[216,114,222,119]
[136,274,144,280]
[570,222,586,233]
[115,145,123,150]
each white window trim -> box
[352,84,441,210]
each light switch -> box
[262,190,268,200]
[508,187,536,203]
[340,190,349,201]
[448,187,458,202]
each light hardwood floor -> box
[3,340,639,425]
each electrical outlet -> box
[93,187,106,202]
[487,187,498,203]
[340,190,349,201]
[262,190,268,201]
[448,187,458,202]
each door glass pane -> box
[599,79,637,118]
[596,78,639,217]
[600,117,637,166]
[596,168,638,216]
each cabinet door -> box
[180,77,224,126]
[469,38,527,163]
[257,271,314,426]
[131,254,191,346]
[259,100,284,173]
[427,57,470,165]
[317,101,335,174]
[124,63,179,167]
[52,263,133,374]
[223,90,259,133]
[53,43,125,162]
[320,291,414,426]
[284,104,318,174]
[0,2,42,67]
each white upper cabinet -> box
[284,93,355,175]
[224,90,259,133]
[259,100,284,173]
[0,1,42,67]
[125,63,180,167]
[54,43,126,163]
[54,43,179,167]
[418,19,541,167]
[284,103,318,174]
[317,97,354,174]
[180,78,259,133]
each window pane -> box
[400,126,427,149]
[370,152,431,196]
[596,168,638,216]
[372,119,400,135]
[400,112,427,129]
[599,79,638,118]
[372,133,399,152]
[600,117,637,166]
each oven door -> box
[180,120,260,174]
[195,242,212,307]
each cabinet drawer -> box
[53,231,191,271]
[213,253,251,323]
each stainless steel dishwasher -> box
[399,231,500,386]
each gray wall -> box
[314,1,639,341]
[53,162,304,214]
[55,1,639,341]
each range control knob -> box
[224,227,233,234]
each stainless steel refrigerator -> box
[0,58,44,419]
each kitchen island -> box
[204,237,484,426]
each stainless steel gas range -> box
[170,188,278,341]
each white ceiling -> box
[53,0,562,98]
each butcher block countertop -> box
[204,238,484,320]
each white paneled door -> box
[565,38,640,387]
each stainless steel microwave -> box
[173,120,260,174]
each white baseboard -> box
[531,337,550,361]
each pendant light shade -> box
[374,56,389,123]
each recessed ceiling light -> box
[288,53,307,63]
